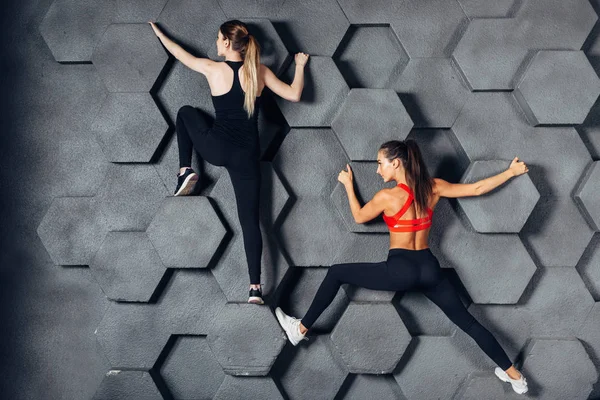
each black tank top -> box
[211,60,260,148]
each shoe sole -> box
[174,174,198,196]
[248,296,264,305]
[494,369,528,394]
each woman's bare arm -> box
[339,164,387,224]
[262,53,309,102]
[435,157,529,198]
[149,22,216,76]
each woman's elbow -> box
[289,93,301,102]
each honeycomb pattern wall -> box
[8,0,600,398]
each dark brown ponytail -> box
[379,139,433,213]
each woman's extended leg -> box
[422,278,512,370]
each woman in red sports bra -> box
[276,139,530,395]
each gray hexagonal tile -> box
[153,134,223,196]
[337,0,402,24]
[93,370,162,400]
[331,89,413,161]
[243,19,289,75]
[390,0,468,58]
[331,303,411,374]
[96,303,169,369]
[576,235,600,300]
[394,291,458,336]
[514,51,600,125]
[341,375,405,400]
[276,335,348,400]
[395,58,470,128]
[97,164,168,231]
[331,162,394,233]
[114,0,168,23]
[90,232,167,302]
[92,24,168,93]
[207,304,287,375]
[214,376,284,400]
[157,0,226,57]
[39,0,115,62]
[516,0,598,51]
[275,57,349,127]
[209,164,290,302]
[431,200,537,304]
[579,99,600,160]
[146,196,226,268]
[457,0,519,18]
[394,333,492,400]
[453,371,522,400]
[156,270,227,334]
[406,128,470,184]
[457,160,540,233]
[578,302,600,400]
[452,18,529,91]
[521,338,598,400]
[576,161,600,231]
[161,336,226,399]
[277,267,349,333]
[217,0,284,18]
[274,128,349,197]
[333,27,408,89]
[273,0,349,56]
[37,197,108,266]
[91,93,168,162]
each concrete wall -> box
[1,0,600,398]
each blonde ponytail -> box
[242,35,260,118]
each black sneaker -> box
[174,168,198,196]
[248,287,264,305]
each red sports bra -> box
[382,183,433,232]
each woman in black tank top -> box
[150,20,309,304]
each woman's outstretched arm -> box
[435,157,529,198]
[262,53,309,102]
[339,164,387,224]
[149,22,216,76]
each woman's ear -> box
[392,158,400,169]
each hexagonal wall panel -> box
[161,336,225,399]
[214,376,284,400]
[575,161,600,231]
[433,200,536,304]
[514,51,600,125]
[114,0,169,23]
[92,371,161,400]
[390,0,468,58]
[453,371,521,400]
[39,0,115,62]
[277,267,349,333]
[456,0,518,18]
[276,335,348,400]
[157,0,226,57]
[577,235,600,300]
[330,162,395,233]
[209,164,290,302]
[395,58,470,128]
[331,89,413,161]
[96,164,168,231]
[521,338,598,400]
[90,232,166,302]
[578,302,600,377]
[207,304,286,375]
[580,100,600,161]
[243,19,288,75]
[217,0,284,18]
[91,93,168,162]
[452,19,529,91]
[156,270,227,334]
[96,303,169,369]
[394,333,492,400]
[275,57,349,127]
[337,0,402,24]
[331,303,411,374]
[342,375,404,400]
[146,196,227,269]
[37,197,107,266]
[394,291,458,337]
[333,26,408,89]
[274,0,349,56]
[457,160,540,233]
[92,24,168,93]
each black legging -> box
[301,248,513,370]
[176,105,262,284]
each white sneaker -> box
[494,367,528,394]
[275,307,307,346]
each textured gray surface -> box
[576,161,600,231]
[3,0,600,398]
